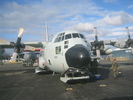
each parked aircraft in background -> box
[0,47,11,65]
[0,48,10,59]
[0,27,132,83]
[22,50,40,67]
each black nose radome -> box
[65,45,91,69]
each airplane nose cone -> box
[65,45,91,69]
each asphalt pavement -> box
[0,61,133,100]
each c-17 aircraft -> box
[0,27,132,83]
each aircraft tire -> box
[23,64,26,67]
[0,61,3,65]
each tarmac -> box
[0,60,133,100]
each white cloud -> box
[66,22,94,33]
[128,4,133,9]
[96,11,133,26]
[107,32,125,36]
[0,0,102,35]
[112,27,125,31]
[0,0,133,42]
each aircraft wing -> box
[103,40,127,48]
[0,28,47,62]
[90,27,133,55]
[0,39,14,48]
[0,39,46,48]
[23,42,46,48]
[90,37,127,49]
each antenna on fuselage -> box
[45,23,49,42]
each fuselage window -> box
[64,45,68,49]
[64,41,69,44]
[55,47,58,54]
[55,46,61,54]
[65,34,71,40]
[64,41,69,49]
[72,33,80,38]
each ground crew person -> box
[112,59,118,78]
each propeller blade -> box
[126,27,130,39]
[94,27,98,41]
[96,49,100,58]
[92,27,102,59]
[18,28,24,38]
[10,28,25,63]
[96,49,100,62]
[16,28,24,46]
[125,27,133,48]
[10,52,18,63]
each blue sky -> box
[0,0,133,43]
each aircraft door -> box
[53,45,65,72]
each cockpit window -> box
[57,34,61,42]
[79,34,85,39]
[54,32,65,43]
[62,36,64,41]
[65,34,71,40]
[72,33,80,38]
[54,32,85,43]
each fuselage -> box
[42,31,91,73]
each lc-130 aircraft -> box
[0,27,132,83]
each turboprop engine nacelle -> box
[93,48,113,55]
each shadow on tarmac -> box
[98,67,110,80]
[66,67,111,84]
[103,96,133,100]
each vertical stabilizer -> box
[45,23,49,42]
